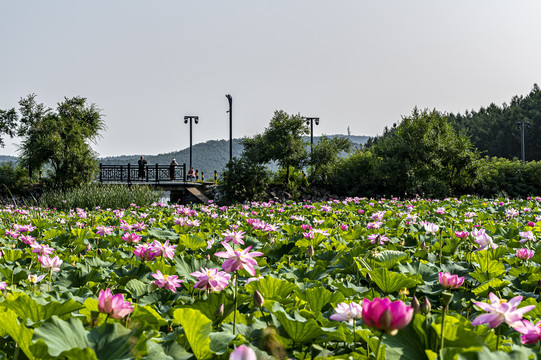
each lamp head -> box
[315,118,320,126]
[194,116,199,124]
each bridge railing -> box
[99,163,187,183]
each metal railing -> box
[99,163,187,183]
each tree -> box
[243,110,309,182]
[0,108,18,147]
[308,135,353,184]
[2,94,105,188]
[368,108,478,197]
[219,156,269,204]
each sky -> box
[1,1,540,157]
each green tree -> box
[0,108,18,147]
[243,110,309,182]
[308,135,353,184]
[219,156,269,204]
[2,94,105,188]
[366,108,478,197]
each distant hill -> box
[0,155,18,164]
[99,135,368,175]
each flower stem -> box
[495,326,501,351]
[233,273,238,335]
[374,331,384,360]
[353,321,356,348]
[440,305,447,353]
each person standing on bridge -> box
[138,156,147,181]
[169,158,178,181]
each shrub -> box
[219,157,270,204]
[0,162,34,195]
[39,183,163,211]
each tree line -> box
[2,86,541,201]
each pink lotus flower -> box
[516,248,535,260]
[0,281,7,290]
[98,288,134,319]
[367,221,383,230]
[222,230,246,245]
[423,222,439,235]
[340,224,349,231]
[438,272,464,289]
[150,240,176,260]
[329,302,363,324]
[472,292,535,328]
[513,320,541,345]
[362,298,414,335]
[95,226,114,236]
[230,345,257,360]
[190,267,231,292]
[14,224,36,233]
[368,234,390,245]
[519,231,535,243]
[121,232,141,243]
[38,255,63,272]
[19,235,36,245]
[133,243,159,261]
[474,233,498,251]
[132,222,147,231]
[454,231,469,238]
[152,270,183,292]
[28,274,46,284]
[30,243,55,256]
[214,242,264,276]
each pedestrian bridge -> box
[98,163,214,204]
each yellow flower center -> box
[163,275,169,280]
[499,299,507,304]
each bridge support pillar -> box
[170,190,184,204]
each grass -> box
[39,183,164,211]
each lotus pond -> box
[2,197,541,359]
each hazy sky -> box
[1,1,540,157]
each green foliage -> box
[449,83,541,160]
[472,156,541,198]
[243,110,309,183]
[0,108,18,148]
[0,162,34,195]
[219,156,269,204]
[2,94,105,189]
[328,149,381,197]
[39,183,163,210]
[330,108,478,198]
[308,135,353,185]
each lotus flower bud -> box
[421,297,431,315]
[307,244,314,258]
[86,243,91,252]
[411,296,421,314]
[97,248,102,255]
[215,303,225,319]
[254,290,265,307]
[421,241,426,249]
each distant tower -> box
[347,126,351,136]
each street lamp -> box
[305,117,320,154]
[184,116,199,169]
[226,94,233,162]
[517,120,530,163]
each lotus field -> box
[3,197,541,359]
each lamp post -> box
[226,94,233,162]
[517,120,530,163]
[184,116,199,169]
[305,117,320,155]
